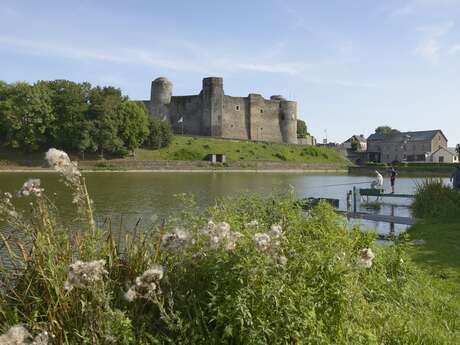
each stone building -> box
[141,77,298,144]
[367,130,448,163]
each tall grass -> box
[0,151,459,344]
[412,178,460,219]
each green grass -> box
[135,136,348,164]
[407,221,460,302]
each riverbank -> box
[0,136,350,172]
[0,160,348,173]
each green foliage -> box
[1,154,459,343]
[0,81,54,152]
[375,126,400,135]
[456,144,460,156]
[0,80,154,157]
[118,101,150,154]
[296,119,309,138]
[350,136,360,151]
[412,179,460,219]
[145,117,173,150]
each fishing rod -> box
[305,181,372,189]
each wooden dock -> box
[337,211,417,225]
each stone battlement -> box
[141,77,297,144]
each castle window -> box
[260,109,264,114]
[235,105,240,111]
[281,114,285,121]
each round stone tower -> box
[280,100,298,144]
[150,77,172,118]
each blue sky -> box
[1,0,459,145]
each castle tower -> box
[201,77,224,137]
[150,77,172,119]
[280,100,298,144]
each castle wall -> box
[143,76,298,144]
[248,94,284,142]
[222,96,250,139]
[167,95,202,135]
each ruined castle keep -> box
[142,77,298,144]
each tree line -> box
[0,80,172,157]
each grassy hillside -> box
[135,136,347,164]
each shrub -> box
[412,179,460,219]
[0,151,459,344]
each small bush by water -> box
[412,179,460,219]
[0,151,459,344]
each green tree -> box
[375,126,400,135]
[0,82,54,152]
[456,144,460,157]
[146,117,173,149]
[118,101,150,155]
[43,80,95,155]
[350,136,360,152]
[88,86,126,157]
[297,119,309,138]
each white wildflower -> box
[0,325,32,344]
[7,210,18,218]
[254,233,271,252]
[277,255,288,266]
[124,265,164,302]
[246,220,259,228]
[204,220,216,234]
[216,222,230,237]
[17,179,44,197]
[64,259,107,291]
[161,228,188,250]
[4,192,12,199]
[123,287,137,302]
[45,148,81,181]
[31,331,49,345]
[358,248,375,268]
[269,224,283,239]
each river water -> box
[0,172,447,236]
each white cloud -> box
[414,22,454,63]
[0,34,311,76]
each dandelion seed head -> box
[161,228,189,250]
[64,259,107,291]
[0,325,32,344]
[254,233,271,251]
[17,179,44,197]
[358,248,375,268]
[45,148,81,182]
[277,255,288,266]
[270,224,283,239]
[246,220,259,227]
[123,288,137,302]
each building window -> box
[235,105,240,111]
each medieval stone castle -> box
[142,77,298,144]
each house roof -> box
[430,146,458,156]
[367,130,446,142]
[343,134,366,144]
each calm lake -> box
[0,172,447,236]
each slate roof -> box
[431,146,458,156]
[367,130,446,142]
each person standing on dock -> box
[451,165,460,192]
[370,170,383,189]
[389,166,398,194]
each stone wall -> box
[143,76,298,144]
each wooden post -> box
[353,186,357,213]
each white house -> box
[429,147,459,163]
